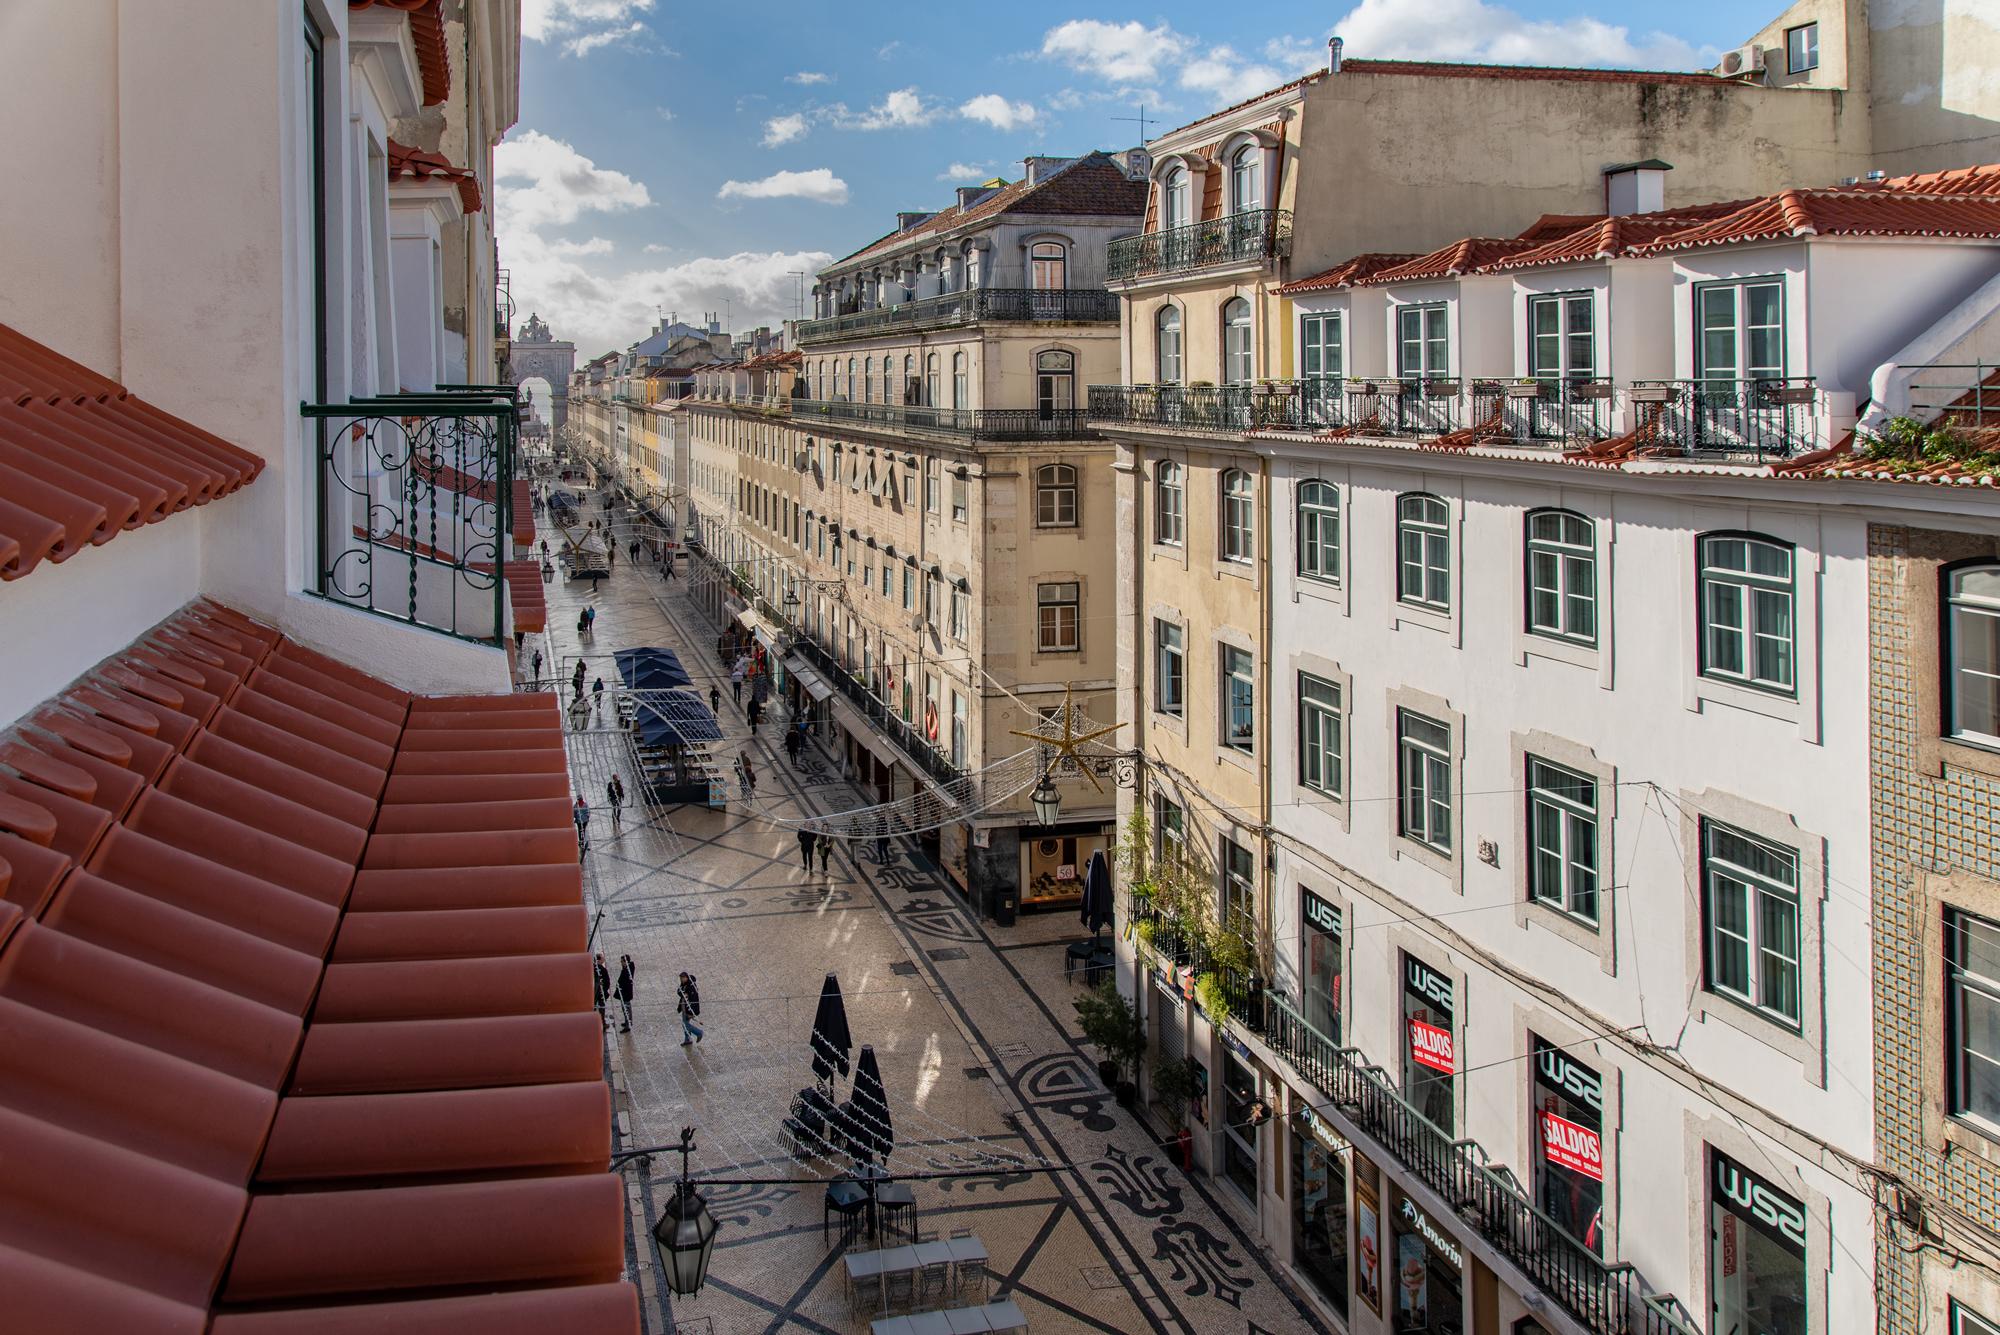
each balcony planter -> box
[1505,381,1545,400]
[1571,379,1615,400]
[1758,382,1818,406]
[1421,379,1459,399]
[1366,379,1407,396]
[1628,383,1677,404]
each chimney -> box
[896,210,935,232]
[1603,159,1672,216]
[956,186,988,211]
[1328,36,1343,73]
[1021,155,1073,186]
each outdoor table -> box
[845,1252,888,1283]
[912,1241,955,1268]
[983,1299,1029,1333]
[946,1236,989,1267]
[944,1308,993,1334]
[877,1244,918,1275]
[870,1318,912,1335]
[905,1312,954,1335]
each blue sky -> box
[500,0,1775,355]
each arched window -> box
[1156,305,1183,385]
[1030,242,1067,291]
[1297,481,1340,584]
[1162,165,1190,231]
[1948,563,2000,746]
[1222,298,1254,384]
[862,357,875,404]
[1036,349,1074,419]
[1525,509,1597,644]
[952,352,969,411]
[925,353,940,408]
[1036,463,1078,528]
[845,357,857,400]
[964,245,982,290]
[1698,533,1795,692]
[1154,460,1185,546]
[1397,493,1451,610]
[881,359,894,405]
[1220,468,1254,563]
[833,359,845,400]
[1229,143,1261,214]
[903,354,915,405]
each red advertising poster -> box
[1408,1019,1455,1074]
[1539,1110,1604,1181]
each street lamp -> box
[649,1127,718,1297]
[1030,770,1061,827]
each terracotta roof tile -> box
[386,138,483,214]
[0,323,264,582]
[350,1,450,106]
[1278,252,1423,294]
[828,154,1145,270]
[1357,237,1548,284]
[1632,188,2000,255]
[0,601,635,1332]
[1485,201,1759,272]
[1854,164,2000,196]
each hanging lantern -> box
[652,1179,719,1297]
[1030,773,1061,827]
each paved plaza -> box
[529,512,1329,1335]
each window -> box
[1038,582,1080,653]
[1154,620,1185,717]
[1700,820,1802,1028]
[1398,710,1452,854]
[924,459,939,514]
[1221,836,1255,935]
[925,353,940,407]
[1162,165,1190,231]
[1153,792,1184,862]
[949,585,968,641]
[1947,564,2000,747]
[301,20,328,399]
[1401,954,1456,1132]
[1948,909,2000,1134]
[1299,673,1342,797]
[1956,1305,2000,1335]
[1154,461,1185,545]
[846,357,857,398]
[950,691,967,767]
[1156,305,1183,384]
[1301,313,1342,379]
[1297,481,1340,584]
[1222,298,1254,384]
[1526,758,1599,924]
[1699,534,1795,693]
[862,357,874,403]
[1397,304,1450,379]
[1525,509,1597,644]
[1709,1151,1807,1335]
[1528,293,1595,380]
[1396,493,1451,611]
[952,352,969,411]
[1036,349,1075,419]
[1220,469,1254,563]
[1786,21,1818,73]
[926,574,942,630]
[964,245,982,290]
[1030,242,1066,290]
[1229,143,1260,214]
[1696,278,1785,384]
[950,472,968,523]
[1222,645,1255,752]
[1035,463,1078,527]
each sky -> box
[500,0,1771,356]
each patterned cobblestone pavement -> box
[532,508,1328,1335]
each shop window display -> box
[1709,1150,1808,1335]
[1291,1108,1350,1317]
[1394,1194,1464,1333]
[1401,954,1456,1133]
[1531,1036,1604,1253]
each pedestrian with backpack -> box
[676,971,704,1045]
[573,794,591,857]
[606,774,625,830]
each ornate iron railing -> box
[792,399,1094,441]
[1108,209,1293,281]
[1087,381,1348,433]
[796,287,1120,343]
[494,267,513,340]
[1468,377,1614,445]
[304,391,518,646]
[1260,990,1652,1334]
[1626,377,1818,458]
[786,635,967,787]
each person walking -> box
[676,971,704,1045]
[606,544,616,569]
[746,698,761,735]
[615,954,637,1032]
[817,831,833,875]
[784,726,803,767]
[797,827,817,872]
[730,660,746,706]
[739,752,757,800]
[573,794,591,858]
[591,676,606,716]
[606,774,625,830]
[584,605,597,632]
[572,659,587,702]
[531,647,543,681]
[709,684,722,715]
[874,816,891,865]
[593,952,612,1029]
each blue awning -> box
[614,647,691,689]
[631,688,722,743]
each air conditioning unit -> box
[1714,45,1763,78]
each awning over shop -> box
[828,692,908,772]
[783,655,834,702]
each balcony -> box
[792,399,1095,441]
[795,287,1120,345]
[1087,381,1346,434]
[1627,377,1819,458]
[1467,378,1614,445]
[782,636,967,787]
[1106,209,1292,283]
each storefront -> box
[1530,1037,1604,1253]
[1710,1151,1809,1335]
[1021,827,1102,910]
[1354,1157,1385,1320]
[1302,887,1342,1042]
[1392,1193,1465,1333]
[1401,954,1457,1133]
[1290,1106,1350,1320]
[1220,1043,1262,1203]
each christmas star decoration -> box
[1007,683,1123,793]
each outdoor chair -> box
[958,1256,990,1303]
[849,1272,883,1318]
[883,1268,916,1313]
[917,1251,952,1304]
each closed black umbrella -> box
[847,1045,893,1165]
[810,972,853,1085]
[1081,849,1113,941]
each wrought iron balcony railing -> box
[304,390,518,647]
[1086,380,1349,433]
[792,399,1095,441]
[796,287,1120,344]
[1464,377,1614,445]
[1107,209,1293,282]
[1626,377,1818,458]
[785,635,967,787]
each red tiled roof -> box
[1854,164,2000,196]
[350,1,450,106]
[0,322,264,583]
[1514,213,1605,242]
[504,559,547,632]
[1485,201,1758,272]
[1358,237,1548,284]
[386,139,482,214]
[1632,188,2000,255]
[829,154,1146,269]
[0,601,633,1332]
[511,478,535,547]
[1278,252,1422,294]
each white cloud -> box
[545,236,616,257]
[1040,20,1190,84]
[717,168,850,204]
[523,1,659,56]
[877,41,903,60]
[495,130,651,235]
[1328,0,1708,68]
[643,243,674,254]
[654,106,675,121]
[959,94,1038,131]
[788,71,832,85]
[938,161,994,181]
[564,20,648,56]
[1178,41,1321,103]
[833,87,936,131]
[763,113,809,147]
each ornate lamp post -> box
[649,1127,718,1297]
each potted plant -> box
[1193,972,1232,1026]
[1074,979,1144,1102]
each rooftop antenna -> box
[1113,104,1157,144]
